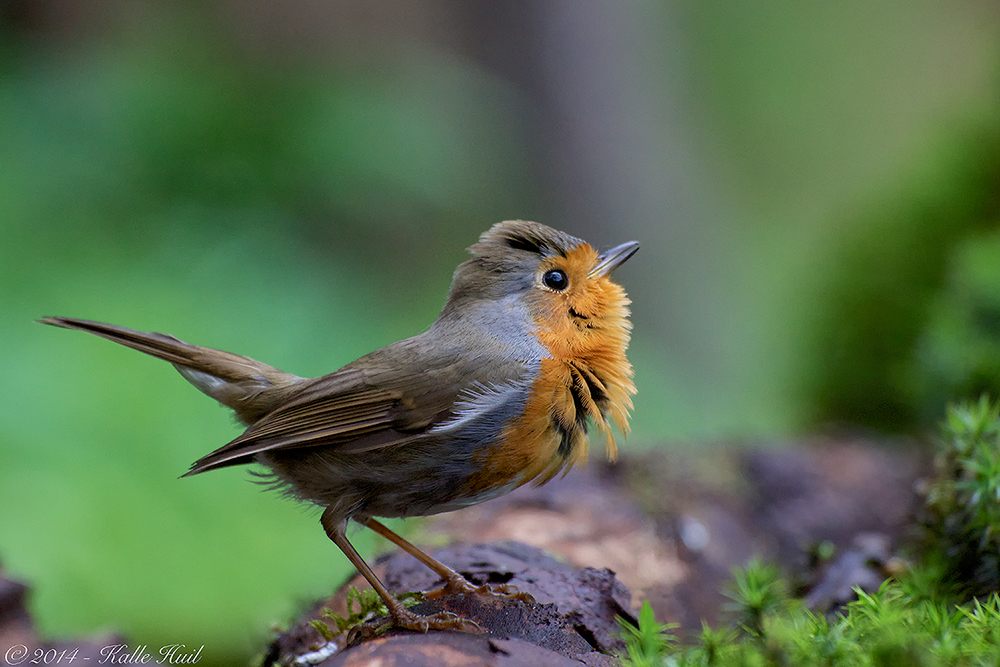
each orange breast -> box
[460,243,635,497]
[458,359,588,498]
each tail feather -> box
[39,316,304,424]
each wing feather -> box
[184,357,461,475]
[184,325,540,476]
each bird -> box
[40,220,638,632]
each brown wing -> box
[183,342,466,476]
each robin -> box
[40,220,638,632]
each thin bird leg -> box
[320,508,477,633]
[363,517,534,603]
[362,517,470,593]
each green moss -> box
[920,395,1000,599]
[621,572,1000,666]
[619,601,678,667]
[620,398,1000,665]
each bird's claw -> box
[346,607,481,644]
[393,608,483,633]
[425,575,536,605]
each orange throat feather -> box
[465,242,636,495]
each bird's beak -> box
[589,241,640,278]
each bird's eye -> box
[542,268,569,291]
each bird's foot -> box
[424,573,536,605]
[346,605,481,642]
[394,607,483,633]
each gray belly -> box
[258,376,534,521]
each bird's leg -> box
[320,508,479,633]
[362,517,534,604]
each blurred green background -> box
[1,1,998,663]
